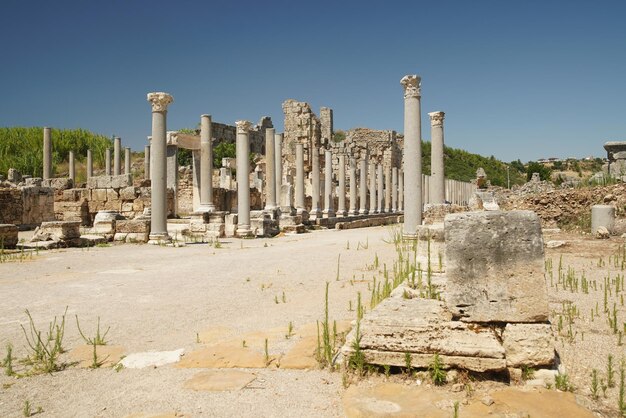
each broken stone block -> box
[502,323,554,367]
[32,221,80,241]
[0,224,19,248]
[444,211,549,323]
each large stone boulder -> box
[444,210,549,323]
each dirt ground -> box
[0,224,622,417]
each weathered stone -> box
[0,224,19,248]
[119,349,184,369]
[444,211,549,323]
[184,370,256,392]
[115,219,150,234]
[595,226,610,239]
[42,177,73,190]
[32,221,81,241]
[503,323,554,367]
[119,186,139,200]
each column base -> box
[322,210,336,218]
[359,209,369,215]
[148,232,171,245]
[309,209,322,219]
[236,226,253,238]
[296,208,309,221]
[336,210,348,217]
[196,204,216,213]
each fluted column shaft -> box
[87,149,93,179]
[377,164,384,213]
[399,169,404,211]
[105,148,111,175]
[274,133,283,198]
[310,143,321,217]
[198,115,215,212]
[385,165,392,212]
[392,167,398,212]
[114,137,121,176]
[264,127,277,210]
[349,157,357,215]
[323,149,335,217]
[359,158,368,215]
[295,143,306,213]
[144,145,151,180]
[429,111,446,204]
[124,147,131,175]
[68,151,75,184]
[236,120,252,236]
[337,153,347,216]
[370,161,377,213]
[43,127,52,179]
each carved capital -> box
[235,120,252,134]
[400,75,421,99]
[147,92,174,112]
[428,111,445,127]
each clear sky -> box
[1,0,625,162]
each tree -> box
[526,161,552,182]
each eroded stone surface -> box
[183,370,256,392]
[120,349,184,369]
[445,210,549,323]
[502,323,555,367]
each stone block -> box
[92,189,107,202]
[33,221,81,241]
[115,219,150,234]
[444,210,549,323]
[113,232,149,243]
[106,189,120,200]
[502,323,554,367]
[42,177,73,190]
[119,186,138,200]
[0,224,19,248]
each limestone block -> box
[32,221,80,241]
[93,221,115,235]
[113,232,149,243]
[103,200,122,211]
[92,189,107,202]
[115,219,150,234]
[42,177,73,190]
[132,200,145,213]
[503,323,555,367]
[106,189,120,200]
[0,224,19,248]
[120,186,138,200]
[444,211,549,323]
[121,202,134,213]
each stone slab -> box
[68,344,125,368]
[503,323,555,367]
[183,370,256,392]
[119,349,184,369]
[444,210,549,323]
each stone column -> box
[349,156,357,215]
[377,163,384,213]
[310,141,321,218]
[323,149,335,218]
[274,133,283,197]
[359,158,368,215]
[295,143,306,215]
[144,145,151,180]
[86,149,93,179]
[236,120,252,236]
[399,169,404,211]
[370,161,377,214]
[105,148,111,175]
[264,127,277,211]
[429,111,445,204]
[125,147,131,175]
[401,75,422,238]
[198,114,215,212]
[385,165,392,212]
[147,92,174,244]
[68,151,75,184]
[392,167,398,212]
[113,137,121,176]
[337,152,347,217]
[43,127,52,179]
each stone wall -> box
[54,182,175,226]
[282,99,322,176]
[182,117,271,155]
[331,128,402,170]
[0,186,55,227]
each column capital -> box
[236,120,253,134]
[147,92,174,112]
[400,75,421,99]
[428,111,445,127]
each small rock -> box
[481,395,494,406]
[415,379,422,386]
[596,226,610,239]
[451,383,463,392]
[447,369,459,383]
[545,240,566,248]
[604,194,615,202]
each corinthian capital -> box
[147,92,174,112]
[400,75,421,99]
[235,120,253,134]
[428,111,445,127]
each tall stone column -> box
[125,147,131,175]
[236,120,252,236]
[429,111,446,204]
[399,169,404,211]
[295,143,306,215]
[323,149,335,218]
[68,151,75,184]
[392,167,398,212]
[385,165,392,212]
[105,148,111,175]
[144,145,151,180]
[114,137,121,176]
[198,114,215,212]
[147,92,174,244]
[86,149,93,179]
[401,75,422,238]
[370,161,377,214]
[377,164,384,213]
[264,127,277,211]
[274,133,283,197]
[310,141,321,218]
[43,127,52,179]
[349,156,357,215]
[359,158,368,215]
[337,152,347,217]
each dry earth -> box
[0,223,622,417]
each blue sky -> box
[1,0,625,162]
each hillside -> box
[0,127,112,179]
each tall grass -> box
[0,127,112,178]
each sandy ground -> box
[0,223,622,417]
[0,224,400,417]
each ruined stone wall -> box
[334,128,402,168]
[282,99,322,176]
[0,186,55,227]
[186,117,271,155]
